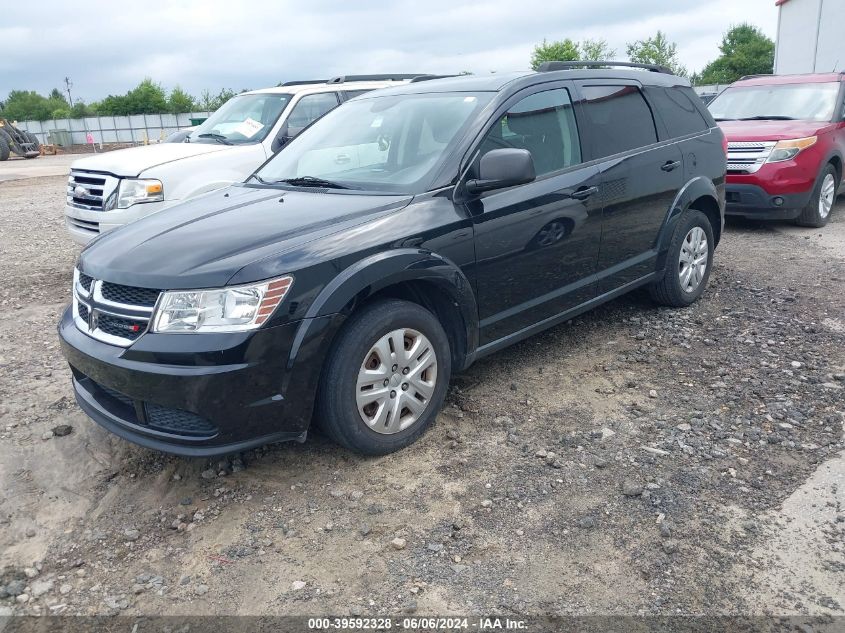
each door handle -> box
[568,186,599,200]
[661,160,681,172]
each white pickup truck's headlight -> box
[152,276,293,333]
[117,178,164,209]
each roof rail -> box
[327,74,425,84]
[279,79,329,86]
[409,74,458,83]
[537,60,673,74]
[738,73,774,80]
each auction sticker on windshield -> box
[234,117,265,138]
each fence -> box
[16,112,211,146]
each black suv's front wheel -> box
[649,209,714,307]
[315,299,451,455]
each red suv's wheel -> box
[795,164,838,228]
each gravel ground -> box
[0,175,843,619]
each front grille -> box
[78,273,94,292]
[101,282,160,307]
[96,313,146,341]
[727,141,776,174]
[67,170,119,211]
[67,217,100,234]
[99,383,135,409]
[73,268,157,347]
[87,377,217,438]
[146,403,217,436]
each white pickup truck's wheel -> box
[316,299,451,455]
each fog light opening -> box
[772,197,784,207]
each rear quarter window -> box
[645,86,712,138]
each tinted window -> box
[287,93,340,134]
[645,86,710,137]
[479,88,581,176]
[580,85,657,158]
[340,89,371,101]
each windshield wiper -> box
[738,115,797,121]
[272,176,357,190]
[713,118,734,122]
[197,132,233,145]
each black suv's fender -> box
[655,176,723,274]
[287,249,479,381]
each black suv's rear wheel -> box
[315,299,451,455]
[649,209,714,307]
[795,164,837,228]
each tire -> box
[315,299,451,455]
[649,209,714,307]
[795,164,837,228]
[0,134,9,161]
[24,132,40,157]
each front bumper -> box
[724,184,811,220]
[725,158,819,219]
[64,200,169,246]
[58,306,337,456]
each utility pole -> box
[64,77,74,108]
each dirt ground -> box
[0,175,843,620]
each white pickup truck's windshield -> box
[191,93,292,144]
[254,92,493,194]
[709,82,841,122]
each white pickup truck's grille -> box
[726,141,776,174]
[67,170,119,211]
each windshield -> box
[191,93,292,144]
[254,92,493,194]
[709,82,840,122]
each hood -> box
[718,119,832,142]
[78,184,412,289]
[70,142,233,177]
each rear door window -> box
[578,85,658,159]
[644,86,710,138]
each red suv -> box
[709,73,845,227]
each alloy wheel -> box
[819,173,836,219]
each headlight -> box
[767,136,817,163]
[152,276,293,333]
[116,178,164,209]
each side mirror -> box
[465,148,536,195]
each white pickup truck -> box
[63,75,421,245]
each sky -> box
[0,0,780,103]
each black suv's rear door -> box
[573,80,684,292]
[467,82,603,345]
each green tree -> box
[123,78,168,114]
[70,101,96,117]
[580,38,616,62]
[531,38,580,70]
[697,24,774,85]
[168,86,196,114]
[96,93,130,116]
[626,31,687,77]
[199,88,236,111]
[0,89,68,121]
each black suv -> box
[59,62,726,456]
